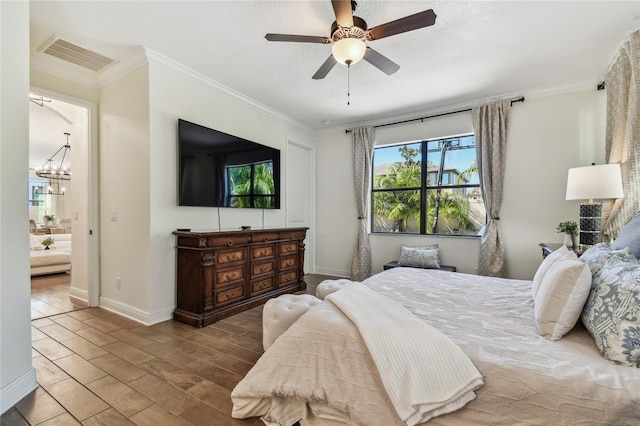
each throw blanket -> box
[232,282,482,425]
[326,283,483,425]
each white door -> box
[286,141,315,273]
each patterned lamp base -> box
[579,203,602,245]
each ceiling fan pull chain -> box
[347,60,351,105]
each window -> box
[227,161,276,208]
[371,134,485,236]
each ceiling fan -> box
[265,0,437,79]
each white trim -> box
[143,48,312,133]
[316,80,600,135]
[29,86,101,308]
[315,267,349,278]
[69,286,89,305]
[0,368,37,415]
[99,296,174,326]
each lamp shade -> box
[565,164,624,201]
[331,38,366,65]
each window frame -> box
[226,160,276,208]
[370,133,483,237]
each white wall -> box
[99,65,152,318]
[314,87,605,280]
[146,54,314,319]
[0,0,38,413]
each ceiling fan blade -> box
[367,9,436,40]
[312,55,338,80]
[265,34,331,44]
[364,47,400,75]
[331,0,354,27]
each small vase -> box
[563,233,573,248]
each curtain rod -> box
[345,96,525,134]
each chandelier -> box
[36,132,71,181]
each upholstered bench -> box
[315,278,353,300]
[262,294,322,350]
[383,260,456,272]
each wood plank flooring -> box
[31,273,87,320]
[3,274,338,425]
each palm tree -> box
[373,147,478,234]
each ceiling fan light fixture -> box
[331,38,366,66]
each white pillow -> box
[532,245,576,298]
[534,258,592,340]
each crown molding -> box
[30,53,100,88]
[32,46,313,134]
[141,48,313,133]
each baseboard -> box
[69,287,89,308]
[0,368,37,415]
[98,297,174,326]
[314,267,350,278]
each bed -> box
[232,266,640,425]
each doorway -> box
[29,90,98,318]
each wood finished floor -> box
[3,274,337,426]
[31,273,87,320]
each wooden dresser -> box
[172,227,308,327]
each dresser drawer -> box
[279,255,297,270]
[209,234,250,248]
[251,277,275,296]
[279,270,299,287]
[251,244,275,260]
[279,241,299,256]
[279,230,306,241]
[215,247,246,265]
[215,266,246,287]
[251,260,275,278]
[254,232,279,243]
[214,285,244,306]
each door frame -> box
[30,86,100,306]
[286,139,316,274]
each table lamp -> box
[565,163,624,245]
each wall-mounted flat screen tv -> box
[178,119,281,209]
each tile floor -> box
[2,274,334,425]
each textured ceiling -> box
[29,1,640,132]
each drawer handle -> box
[225,273,236,281]
[227,240,233,247]
[259,265,269,273]
[225,254,239,261]
[264,237,269,242]
[285,246,294,252]
[290,234,295,239]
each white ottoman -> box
[262,294,322,350]
[315,278,353,300]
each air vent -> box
[39,35,115,72]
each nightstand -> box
[539,243,584,259]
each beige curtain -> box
[350,126,375,281]
[472,101,511,277]
[602,29,640,241]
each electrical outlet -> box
[116,277,121,289]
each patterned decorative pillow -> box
[398,245,440,269]
[582,258,640,367]
[579,243,636,276]
[610,211,640,259]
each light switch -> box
[110,210,117,221]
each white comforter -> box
[233,268,640,425]
[232,281,482,425]
[325,283,483,425]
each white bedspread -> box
[325,282,482,425]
